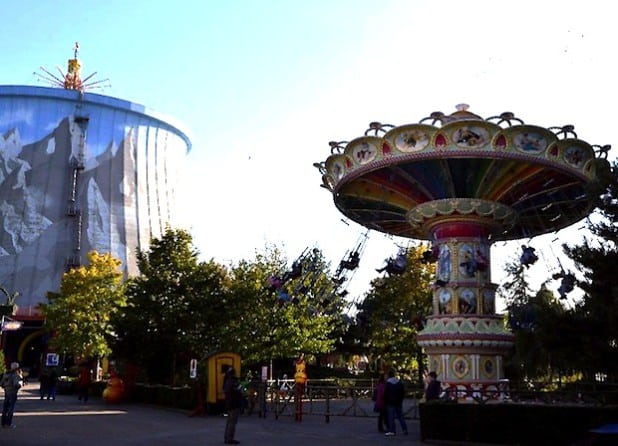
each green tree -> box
[501,257,543,379]
[112,227,230,384]
[502,159,617,382]
[504,280,567,380]
[354,244,434,380]
[42,251,125,359]
[499,258,535,308]
[225,246,343,366]
[562,160,618,380]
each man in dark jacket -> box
[223,367,242,444]
[383,369,408,436]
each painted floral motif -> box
[395,129,429,152]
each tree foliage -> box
[42,251,125,359]
[561,160,618,380]
[225,246,344,366]
[502,160,618,382]
[112,235,345,383]
[353,244,434,378]
[504,281,568,380]
[112,228,229,384]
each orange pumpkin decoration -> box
[103,376,125,403]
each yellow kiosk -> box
[205,351,241,413]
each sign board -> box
[46,353,59,367]
[189,358,198,379]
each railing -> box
[242,378,618,424]
[422,381,618,405]
[245,379,423,423]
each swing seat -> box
[332,276,345,285]
[422,250,438,263]
[340,258,359,270]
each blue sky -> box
[1,0,616,308]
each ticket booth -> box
[206,351,241,413]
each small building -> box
[205,351,241,413]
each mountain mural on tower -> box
[0,86,190,314]
[0,115,137,308]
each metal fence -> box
[245,379,422,423]
[241,379,618,423]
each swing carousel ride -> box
[314,104,610,397]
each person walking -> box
[383,369,408,436]
[39,367,50,399]
[373,373,388,433]
[223,367,242,444]
[1,362,22,428]
[77,363,92,403]
[47,368,58,400]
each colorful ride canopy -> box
[316,105,610,242]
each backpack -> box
[1,371,21,393]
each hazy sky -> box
[1,0,615,308]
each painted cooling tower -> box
[0,85,191,314]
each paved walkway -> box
[2,384,432,446]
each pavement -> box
[1,383,435,446]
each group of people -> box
[223,364,445,442]
[38,367,59,400]
[372,369,443,436]
[372,369,409,436]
